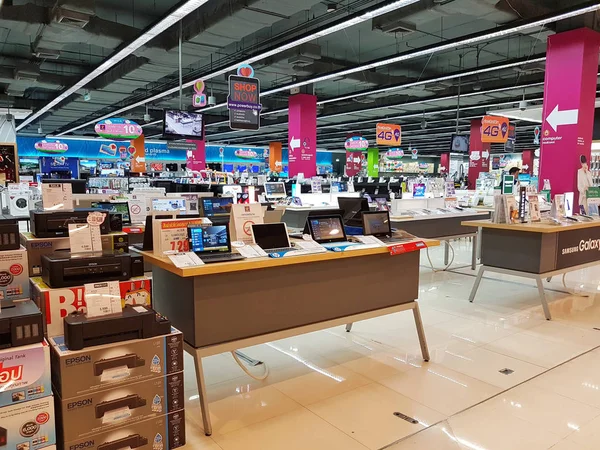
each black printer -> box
[30,209,111,238]
[0,300,44,349]
[41,252,144,288]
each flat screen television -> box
[163,109,204,140]
[450,134,469,152]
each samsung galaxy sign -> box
[562,238,600,255]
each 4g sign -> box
[481,116,510,143]
[376,123,401,146]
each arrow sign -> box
[522,164,529,170]
[290,137,300,150]
[135,156,146,163]
[546,105,579,132]
[482,150,490,159]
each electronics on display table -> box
[463,219,600,320]
[140,240,438,436]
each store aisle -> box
[182,242,600,450]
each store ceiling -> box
[5,0,600,154]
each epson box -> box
[0,246,30,306]
[49,329,183,399]
[0,340,52,408]
[0,396,56,449]
[56,372,184,442]
[63,411,185,450]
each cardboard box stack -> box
[49,329,186,450]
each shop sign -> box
[534,126,541,145]
[481,115,509,143]
[556,228,600,269]
[193,79,207,108]
[344,136,369,151]
[376,123,401,146]
[385,149,404,160]
[34,140,68,154]
[95,118,142,140]
[411,148,418,160]
[228,64,261,131]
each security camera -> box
[519,100,528,111]
[144,113,151,122]
[208,95,217,106]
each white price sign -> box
[84,281,122,318]
[68,222,102,254]
[42,182,73,210]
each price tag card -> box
[42,182,73,210]
[237,244,268,259]
[168,252,205,268]
[85,281,122,318]
[68,223,102,253]
[354,235,385,246]
[389,240,427,255]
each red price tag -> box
[169,240,189,252]
[389,241,427,255]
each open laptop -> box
[307,215,359,251]
[362,211,411,245]
[188,223,245,263]
[91,201,132,226]
[200,197,233,224]
[337,197,369,227]
[251,223,296,254]
[281,209,310,235]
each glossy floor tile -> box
[182,244,600,449]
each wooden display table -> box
[461,219,600,319]
[141,240,438,435]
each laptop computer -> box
[91,201,132,226]
[251,223,296,254]
[362,211,411,245]
[200,197,233,224]
[281,209,310,235]
[188,223,245,264]
[307,215,359,251]
[337,197,369,227]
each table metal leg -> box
[192,349,213,436]
[412,303,430,362]
[444,241,450,266]
[535,277,552,320]
[469,266,485,303]
[471,233,478,270]
[546,277,552,282]
[345,323,353,332]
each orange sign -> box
[376,123,401,146]
[269,142,282,173]
[130,135,146,173]
[481,116,510,143]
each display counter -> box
[391,210,490,269]
[141,240,438,435]
[462,219,600,319]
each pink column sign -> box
[467,119,490,189]
[539,28,600,203]
[288,94,317,178]
[186,140,206,171]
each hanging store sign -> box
[193,79,207,108]
[344,136,369,151]
[481,115,509,143]
[385,149,404,160]
[228,64,261,131]
[95,118,142,140]
[376,123,401,146]
[34,140,68,154]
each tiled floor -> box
[182,240,600,449]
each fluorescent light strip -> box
[17,0,211,131]
[54,0,420,136]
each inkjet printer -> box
[41,252,144,288]
[30,209,111,238]
[95,394,147,419]
[64,305,171,350]
[0,300,44,349]
[0,215,19,251]
[97,434,148,450]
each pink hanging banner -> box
[440,152,450,174]
[521,150,534,175]
[186,140,206,171]
[538,28,600,204]
[345,151,363,176]
[288,94,317,178]
[467,119,490,189]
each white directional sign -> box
[289,136,300,150]
[546,105,579,132]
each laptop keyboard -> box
[267,247,296,253]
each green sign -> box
[367,148,379,177]
[587,187,600,199]
[502,175,514,195]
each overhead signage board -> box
[95,118,142,140]
[228,66,261,131]
[481,115,509,143]
[376,123,401,146]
